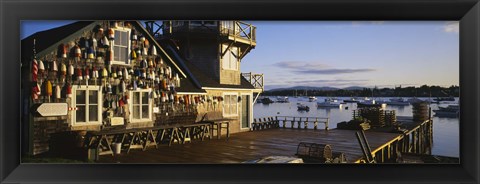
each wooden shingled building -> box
[21,20,263,156]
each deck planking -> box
[98,128,401,163]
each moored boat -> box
[297,104,310,111]
[308,96,317,102]
[433,104,459,118]
[261,97,274,104]
[357,98,385,108]
[276,96,289,103]
[317,98,342,108]
[343,97,359,103]
[386,97,410,106]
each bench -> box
[252,117,279,131]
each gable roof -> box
[21,21,94,62]
[21,21,186,78]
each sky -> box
[21,21,459,90]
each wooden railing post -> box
[291,117,295,129]
[297,117,302,129]
[314,118,318,130]
[283,117,287,128]
[304,118,309,129]
[325,118,329,131]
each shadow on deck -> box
[98,128,400,163]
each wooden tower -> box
[158,21,257,85]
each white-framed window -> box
[129,89,152,122]
[223,93,238,117]
[111,27,131,65]
[221,44,239,70]
[71,86,102,126]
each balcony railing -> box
[220,21,256,44]
[242,72,263,91]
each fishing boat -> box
[261,97,274,104]
[317,98,342,108]
[343,97,359,103]
[433,96,455,102]
[276,96,289,103]
[297,104,310,111]
[386,97,410,106]
[308,96,317,102]
[433,104,459,118]
[356,98,385,108]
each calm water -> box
[253,96,459,158]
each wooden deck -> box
[98,128,401,163]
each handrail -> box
[220,21,256,43]
[242,72,264,90]
[276,116,329,120]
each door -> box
[241,95,250,129]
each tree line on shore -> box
[262,85,460,97]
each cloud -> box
[443,21,459,33]
[264,78,371,89]
[273,61,376,75]
[351,21,385,27]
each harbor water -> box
[253,96,460,158]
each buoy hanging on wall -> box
[57,44,67,58]
[32,83,40,100]
[38,60,45,77]
[46,80,53,101]
[87,47,95,59]
[74,45,81,58]
[92,66,99,86]
[102,36,110,47]
[66,84,72,98]
[76,68,83,83]
[60,63,67,77]
[52,60,58,72]
[32,59,38,82]
[151,46,157,56]
[123,68,130,80]
[55,85,61,99]
[108,28,115,40]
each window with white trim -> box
[71,86,102,126]
[111,27,131,65]
[223,93,238,117]
[221,44,239,70]
[130,89,152,122]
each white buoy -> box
[151,46,157,56]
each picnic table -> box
[85,122,215,160]
[208,118,235,140]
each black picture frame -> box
[1,0,478,183]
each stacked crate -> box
[412,102,429,122]
[353,108,396,128]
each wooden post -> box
[325,118,329,131]
[314,118,318,130]
[291,117,295,129]
[297,117,302,129]
[283,117,287,128]
[304,117,309,129]
[404,134,410,153]
[275,116,279,128]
